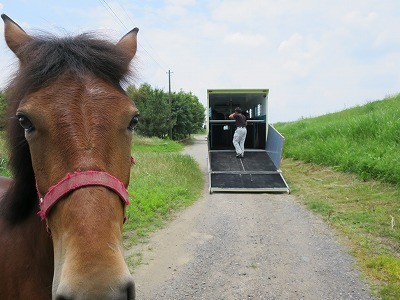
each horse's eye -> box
[128,115,139,131]
[17,114,35,132]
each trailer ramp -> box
[209,150,289,193]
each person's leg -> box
[233,129,242,156]
[239,128,247,157]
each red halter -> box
[37,157,135,221]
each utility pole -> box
[168,70,173,139]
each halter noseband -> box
[37,157,135,222]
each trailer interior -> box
[207,89,290,193]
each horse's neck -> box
[0,176,53,257]
[0,194,53,298]
[16,211,54,261]
[1,208,54,265]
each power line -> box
[98,0,128,31]
[138,45,168,73]
[118,2,136,29]
[97,0,169,73]
[118,2,169,67]
[117,2,170,72]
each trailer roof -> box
[207,89,269,111]
[207,89,269,94]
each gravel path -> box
[131,136,373,300]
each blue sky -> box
[1,0,399,122]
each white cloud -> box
[278,33,323,78]
[342,11,378,27]
[166,0,195,5]
[202,21,228,38]
[278,33,303,53]
[209,0,311,23]
[161,0,196,17]
[163,5,188,17]
[373,28,400,49]
[210,0,268,22]
[223,32,267,47]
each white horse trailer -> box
[207,89,290,193]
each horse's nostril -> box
[55,279,134,299]
[55,285,74,300]
[126,281,135,300]
[56,295,72,300]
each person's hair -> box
[234,107,242,113]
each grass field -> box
[276,94,400,299]
[275,94,400,186]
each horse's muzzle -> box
[55,277,135,300]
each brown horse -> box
[0,15,139,300]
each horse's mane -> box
[0,32,133,224]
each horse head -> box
[2,14,139,299]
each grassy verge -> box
[282,158,399,299]
[124,135,204,248]
[131,135,184,152]
[275,94,400,186]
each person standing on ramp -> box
[229,107,247,158]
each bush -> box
[126,84,205,140]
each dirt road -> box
[131,136,373,300]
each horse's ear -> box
[1,14,33,59]
[116,28,139,63]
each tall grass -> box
[276,94,400,299]
[275,94,400,186]
[124,135,204,245]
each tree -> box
[127,84,171,138]
[126,84,204,140]
[171,91,204,140]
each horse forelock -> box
[0,32,134,224]
[17,32,133,92]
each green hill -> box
[276,94,400,299]
[275,94,400,186]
